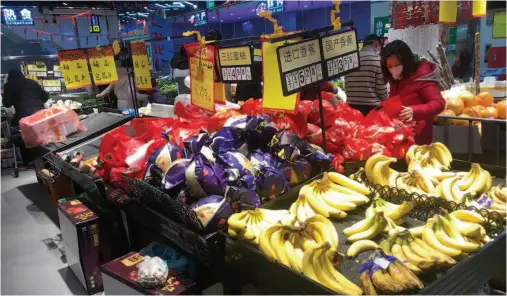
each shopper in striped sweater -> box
[345,34,388,115]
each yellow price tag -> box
[189,57,215,112]
[57,49,92,90]
[87,46,118,86]
[130,41,153,91]
[262,40,299,113]
[43,80,60,87]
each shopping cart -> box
[1,107,19,178]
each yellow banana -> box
[365,154,394,184]
[391,240,422,274]
[284,240,301,272]
[422,217,462,257]
[400,238,437,270]
[359,271,377,295]
[450,210,485,224]
[227,211,250,230]
[392,260,425,289]
[346,240,379,258]
[347,212,386,242]
[258,224,284,262]
[343,215,376,236]
[327,171,371,196]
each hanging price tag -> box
[277,37,324,96]
[53,65,63,77]
[321,29,360,80]
[184,43,216,112]
[262,40,299,113]
[57,49,92,90]
[130,41,153,91]
[217,45,253,83]
[87,46,118,86]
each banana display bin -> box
[219,160,506,295]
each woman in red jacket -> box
[380,40,445,144]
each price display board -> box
[53,65,63,77]
[130,41,153,91]
[262,40,299,113]
[88,15,101,33]
[276,37,324,96]
[321,29,360,80]
[42,79,62,93]
[26,61,48,77]
[184,43,216,112]
[57,49,92,90]
[87,46,118,85]
[217,45,253,83]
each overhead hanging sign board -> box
[217,45,253,83]
[184,43,217,112]
[130,41,153,91]
[57,49,92,90]
[26,61,48,77]
[276,37,324,96]
[87,46,118,86]
[321,29,360,80]
[262,40,299,113]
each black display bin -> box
[219,160,506,295]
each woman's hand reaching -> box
[399,105,413,123]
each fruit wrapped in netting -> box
[136,256,169,289]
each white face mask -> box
[389,65,403,80]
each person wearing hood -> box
[2,69,48,127]
[380,40,445,145]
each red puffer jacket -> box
[390,60,445,144]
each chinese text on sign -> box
[57,49,92,90]
[87,46,119,85]
[130,41,153,91]
[321,29,360,79]
[218,45,253,83]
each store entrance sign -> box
[276,37,324,96]
[87,46,118,86]
[130,41,153,91]
[267,0,284,13]
[218,45,253,83]
[321,29,360,80]
[1,7,34,26]
[57,49,92,90]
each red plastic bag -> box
[211,109,242,129]
[119,118,176,142]
[99,128,145,168]
[240,98,263,116]
[19,107,87,148]
[378,95,403,119]
[174,101,209,120]
[331,153,345,173]
[304,123,322,145]
[307,99,335,128]
[271,111,308,139]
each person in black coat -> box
[3,69,49,127]
[2,69,49,165]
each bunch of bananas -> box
[259,215,338,272]
[290,172,370,223]
[456,163,492,196]
[360,250,425,295]
[365,197,414,226]
[484,185,507,216]
[364,154,399,187]
[343,210,387,242]
[406,142,453,171]
[302,242,363,295]
[380,231,456,274]
[227,209,294,244]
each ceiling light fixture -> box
[62,2,67,6]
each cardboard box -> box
[57,200,109,294]
[101,252,198,295]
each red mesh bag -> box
[240,98,263,116]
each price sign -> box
[26,61,47,77]
[53,65,63,77]
[262,40,299,113]
[42,79,62,93]
[88,15,101,33]
[214,82,226,104]
[87,46,118,86]
[130,41,152,91]
[321,29,360,80]
[217,45,253,83]
[277,37,324,96]
[184,43,216,112]
[57,49,92,90]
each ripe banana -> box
[422,217,462,257]
[346,240,379,258]
[359,271,377,295]
[450,210,485,224]
[370,266,404,294]
[347,211,387,242]
[365,154,397,186]
[327,171,371,196]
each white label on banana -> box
[373,257,391,269]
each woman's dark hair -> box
[7,69,25,84]
[380,40,419,83]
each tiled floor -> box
[1,170,86,295]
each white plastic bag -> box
[136,256,169,289]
